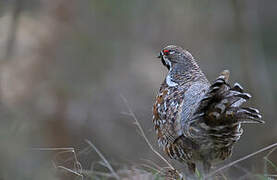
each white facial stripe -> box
[169,51,175,55]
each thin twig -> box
[31,147,75,151]
[205,142,277,179]
[264,147,277,175]
[85,139,120,180]
[32,147,83,180]
[63,146,91,163]
[31,147,82,171]
[234,164,254,180]
[56,165,83,178]
[120,94,175,170]
[81,170,114,178]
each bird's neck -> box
[166,61,208,87]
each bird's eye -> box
[163,50,170,55]
[163,49,175,55]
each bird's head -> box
[158,45,194,70]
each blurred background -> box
[0,0,276,179]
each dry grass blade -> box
[140,163,161,174]
[205,142,277,179]
[55,165,83,178]
[63,146,91,163]
[85,139,120,180]
[31,147,83,180]
[120,94,174,170]
[82,170,114,178]
[264,147,277,175]
[235,164,254,180]
[141,158,163,170]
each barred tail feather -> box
[235,107,264,124]
[195,70,264,126]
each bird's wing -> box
[153,86,200,162]
[153,87,184,147]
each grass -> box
[31,147,83,179]
[85,139,120,180]
[33,96,277,180]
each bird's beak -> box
[157,52,162,58]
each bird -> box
[152,45,264,175]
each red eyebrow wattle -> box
[163,50,169,53]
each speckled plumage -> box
[153,45,264,175]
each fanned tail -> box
[187,70,264,169]
[195,70,264,126]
